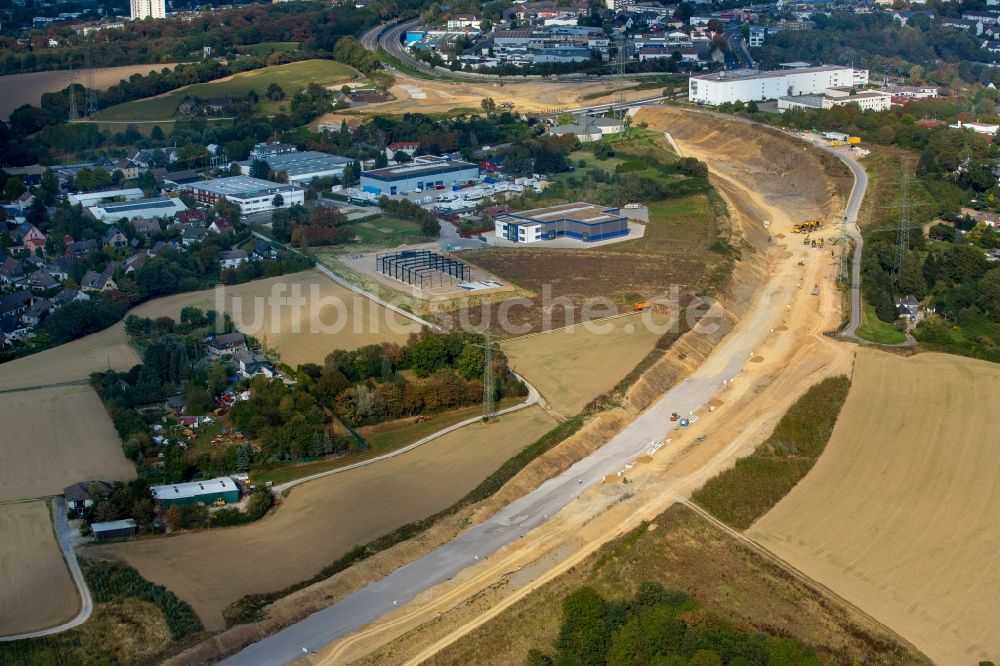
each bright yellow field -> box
[0,385,135,503]
[750,349,1000,665]
[86,406,557,629]
[0,501,79,636]
[501,313,670,415]
[129,270,421,368]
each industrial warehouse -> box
[182,176,304,215]
[237,150,351,184]
[87,196,188,223]
[494,202,630,243]
[688,65,869,105]
[361,156,480,196]
[150,477,240,508]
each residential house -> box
[102,227,128,249]
[233,349,277,378]
[895,294,920,320]
[11,222,46,256]
[219,249,249,269]
[129,147,178,168]
[0,257,26,285]
[385,141,420,160]
[114,158,141,180]
[22,298,53,325]
[66,239,99,258]
[51,287,88,307]
[80,268,117,292]
[174,209,206,225]
[45,256,72,281]
[209,218,234,235]
[251,239,277,260]
[123,253,149,275]
[0,314,31,341]
[131,219,161,237]
[181,225,208,246]
[63,480,113,512]
[0,290,33,318]
[206,332,247,356]
[26,270,58,290]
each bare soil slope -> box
[0,384,135,502]
[751,348,1000,665]
[86,407,557,629]
[0,501,79,636]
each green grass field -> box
[856,304,906,344]
[692,376,852,529]
[239,41,301,57]
[96,60,361,121]
[347,215,425,244]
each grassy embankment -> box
[95,60,360,121]
[0,561,203,666]
[856,304,907,344]
[691,376,852,529]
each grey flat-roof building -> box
[361,157,479,196]
[240,150,351,184]
[494,202,629,243]
[88,196,188,223]
[91,518,139,541]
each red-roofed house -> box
[386,142,420,160]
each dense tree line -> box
[754,12,1000,88]
[530,582,822,666]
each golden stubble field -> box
[0,385,135,503]
[751,348,1000,665]
[0,270,421,393]
[501,313,672,416]
[0,64,179,119]
[0,501,79,636]
[86,406,557,629]
[129,270,421,368]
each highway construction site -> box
[161,105,904,666]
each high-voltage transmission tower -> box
[83,39,98,117]
[893,171,912,277]
[68,64,79,121]
[472,332,498,422]
[614,30,628,135]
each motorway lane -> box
[221,274,796,666]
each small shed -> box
[91,518,139,541]
[151,477,240,507]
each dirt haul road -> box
[751,348,1000,665]
[216,107,860,666]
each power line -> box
[83,38,97,118]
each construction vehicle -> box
[817,238,825,248]
[811,239,817,247]
[829,140,843,147]
[633,301,651,312]
[847,136,861,145]
[670,412,680,422]
[803,235,811,245]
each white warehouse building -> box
[689,66,869,105]
[182,176,304,216]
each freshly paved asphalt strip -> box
[221,272,794,666]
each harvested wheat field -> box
[129,270,421,367]
[0,385,135,503]
[0,501,79,636]
[502,313,672,415]
[0,324,138,391]
[87,406,557,628]
[0,64,178,119]
[750,348,1000,665]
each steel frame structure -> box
[376,250,470,288]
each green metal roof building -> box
[150,477,240,507]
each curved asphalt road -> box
[0,498,93,642]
